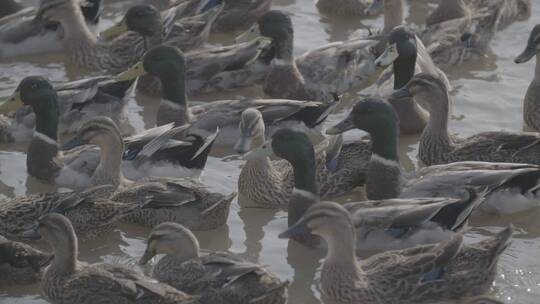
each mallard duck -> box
[327,98,540,215]
[117,45,340,146]
[234,10,377,101]
[0,75,134,143]
[515,24,540,132]
[22,213,197,304]
[100,3,272,96]
[316,0,370,16]
[236,108,369,208]
[0,0,102,59]
[374,25,451,134]
[0,185,142,240]
[0,234,52,283]
[245,128,479,251]
[464,0,531,32]
[393,73,540,166]
[62,117,235,230]
[38,0,221,73]
[279,201,513,304]
[0,0,24,19]
[139,222,288,304]
[145,0,273,33]
[3,76,217,186]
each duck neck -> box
[393,51,417,90]
[51,231,78,276]
[57,4,97,45]
[533,54,540,81]
[420,94,452,151]
[273,32,295,63]
[158,72,191,126]
[366,118,402,200]
[92,134,125,187]
[288,150,318,227]
[324,227,361,273]
[245,134,273,171]
[33,96,59,142]
[383,0,404,34]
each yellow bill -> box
[100,19,129,40]
[116,61,147,82]
[0,92,23,114]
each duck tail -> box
[486,225,513,269]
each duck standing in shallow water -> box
[327,98,540,215]
[374,25,451,134]
[139,222,288,304]
[279,201,513,304]
[244,127,480,252]
[515,24,540,132]
[22,213,198,304]
[393,73,540,166]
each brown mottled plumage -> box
[0,235,52,283]
[26,213,197,304]
[279,202,512,304]
[140,222,288,304]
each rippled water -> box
[1,0,540,303]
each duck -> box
[21,213,198,304]
[62,117,235,230]
[244,128,480,252]
[393,73,540,166]
[0,0,102,59]
[327,98,540,215]
[279,200,513,304]
[139,222,288,304]
[38,0,221,73]
[464,0,531,32]
[3,76,218,186]
[0,0,24,19]
[373,25,451,134]
[116,45,340,146]
[0,75,134,143]
[0,184,142,240]
[100,3,273,96]
[514,24,540,133]
[234,10,377,101]
[316,0,370,16]
[235,108,369,208]
[144,0,273,33]
[0,234,52,284]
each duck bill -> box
[234,135,253,154]
[236,24,261,44]
[391,87,412,99]
[326,115,355,135]
[0,92,23,114]
[278,216,311,239]
[138,248,155,265]
[116,61,147,82]
[61,136,84,151]
[514,46,537,64]
[242,139,273,160]
[374,43,399,67]
[100,19,128,40]
[365,0,383,15]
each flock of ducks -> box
[1,0,539,303]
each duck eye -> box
[30,84,39,90]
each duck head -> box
[515,24,540,64]
[235,108,265,154]
[139,222,200,265]
[101,4,162,40]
